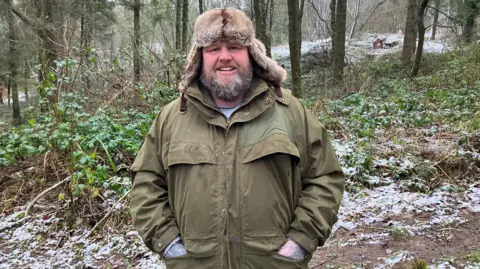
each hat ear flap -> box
[249,38,287,85]
[179,45,202,93]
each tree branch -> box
[426,5,458,23]
[307,0,331,35]
[356,0,387,33]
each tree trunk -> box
[412,0,430,76]
[175,0,182,50]
[330,0,337,43]
[296,0,304,63]
[24,61,29,102]
[133,0,141,85]
[80,0,92,90]
[402,0,417,65]
[199,0,203,14]
[182,0,189,52]
[332,0,346,84]
[287,0,303,97]
[8,81,11,107]
[0,81,3,104]
[462,0,479,42]
[430,0,440,40]
[254,0,267,46]
[8,0,21,125]
[266,0,274,57]
[349,0,361,39]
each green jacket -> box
[130,78,345,269]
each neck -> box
[214,95,244,108]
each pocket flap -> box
[183,237,217,258]
[168,142,217,166]
[242,133,300,164]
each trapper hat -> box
[178,8,286,112]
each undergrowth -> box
[302,45,480,192]
[1,44,479,212]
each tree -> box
[254,0,274,57]
[199,0,203,14]
[80,0,93,89]
[133,0,141,85]
[7,0,21,125]
[3,0,67,108]
[181,0,188,52]
[430,0,440,40]
[175,0,181,50]
[254,0,266,45]
[411,0,430,76]
[348,0,362,39]
[402,0,417,65]
[287,0,304,97]
[331,0,347,84]
[462,0,479,42]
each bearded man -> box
[130,8,345,269]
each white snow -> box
[270,33,451,63]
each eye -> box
[208,47,220,53]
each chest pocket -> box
[241,133,300,164]
[167,142,217,166]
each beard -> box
[200,62,253,102]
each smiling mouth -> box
[216,67,237,75]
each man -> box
[130,8,345,269]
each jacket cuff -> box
[152,225,180,254]
[287,229,319,254]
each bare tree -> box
[462,0,479,42]
[430,0,440,40]
[7,0,21,125]
[332,0,347,84]
[182,0,189,52]
[402,0,417,65]
[175,0,181,50]
[287,0,304,97]
[348,0,362,38]
[199,0,204,14]
[133,0,141,85]
[412,0,430,76]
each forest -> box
[0,0,479,267]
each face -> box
[200,40,253,102]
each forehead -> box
[204,39,245,48]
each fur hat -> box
[178,8,286,94]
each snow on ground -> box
[271,33,451,62]
[0,207,165,268]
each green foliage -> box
[410,258,428,269]
[390,226,409,241]
[466,252,480,264]
[0,92,158,194]
[314,45,480,192]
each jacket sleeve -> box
[130,111,179,254]
[287,104,345,254]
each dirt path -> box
[310,214,480,268]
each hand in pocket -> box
[163,236,187,259]
[277,238,306,261]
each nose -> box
[218,46,232,62]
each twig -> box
[84,190,131,238]
[0,207,66,233]
[25,176,71,217]
[0,215,32,233]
